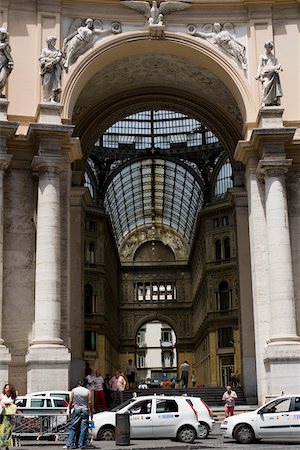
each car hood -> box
[93,411,115,423]
[222,410,256,424]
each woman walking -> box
[0,384,17,450]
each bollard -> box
[115,412,130,446]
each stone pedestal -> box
[36,102,63,125]
[26,346,70,392]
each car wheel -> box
[234,424,255,444]
[98,426,115,441]
[177,425,197,443]
[198,422,209,439]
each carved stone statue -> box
[39,36,63,103]
[187,22,247,69]
[0,28,14,97]
[63,18,122,71]
[122,0,192,28]
[256,41,283,107]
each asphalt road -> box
[11,424,300,450]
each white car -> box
[183,396,215,438]
[220,395,300,444]
[92,395,209,443]
[26,390,71,404]
[16,395,69,412]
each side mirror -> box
[257,410,264,415]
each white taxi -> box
[92,395,209,443]
[220,395,300,444]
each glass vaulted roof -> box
[103,158,204,245]
[86,110,232,247]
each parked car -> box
[26,390,71,404]
[183,395,215,438]
[16,396,69,412]
[92,394,211,443]
[220,395,300,444]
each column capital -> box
[257,158,292,179]
[27,122,74,150]
[0,154,12,171]
[31,155,68,175]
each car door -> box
[151,399,181,438]
[127,398,153,438]
[256,397,292,438]
[289,396,300,436]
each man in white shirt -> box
[94,370,106,412]
[222,385,238,417]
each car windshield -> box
[259,398,291,414]
[110,398,136,412]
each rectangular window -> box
[213,218,219,228]
[218,327,233,348]
[222,216,229,226]
[85,330,96,351]
[137,353,145,368]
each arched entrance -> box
[62,33,256,401]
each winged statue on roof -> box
[121,0,192,26]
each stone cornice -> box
[235,127,296,165]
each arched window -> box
[214,159,233,198]
[218,281,232,311]
[224,237,231,260]
[215,239,222,261]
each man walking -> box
[180,361,190,388]
[63,378,93,449]
[222,385,238,418]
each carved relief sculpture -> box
[187,22,247,70]
[63,18,122,71]
[122,0,192,38]
[0,28,14,97]
[39,36,63,103]
[256,41,283,107]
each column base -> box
[264,341,300,396]
[0,345,11,387]
[26,344,71,392]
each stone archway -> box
[63,31,257,400]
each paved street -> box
[11,424,300,450]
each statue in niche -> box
[0,28,14,97]
[39,36,63,102]
[63,18,122,71]
[256,41,283,107]
[187,22,247,70]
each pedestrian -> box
[109,371,126,407]
[63,378,93,449]
[103,373,112,409]
[191,370,197,387]
[94,370,106,412]
[86,370,95,412]
[0,383,17,450]
[222,385,238,418]
[125,358,137,390]
[180,360,190,388]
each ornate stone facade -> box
[1,1,300,405]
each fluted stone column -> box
[235,107,300,400]
[32,158,64,345]
[259,161,299,342]
[0,103,18,385]
[26,116,75,392]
